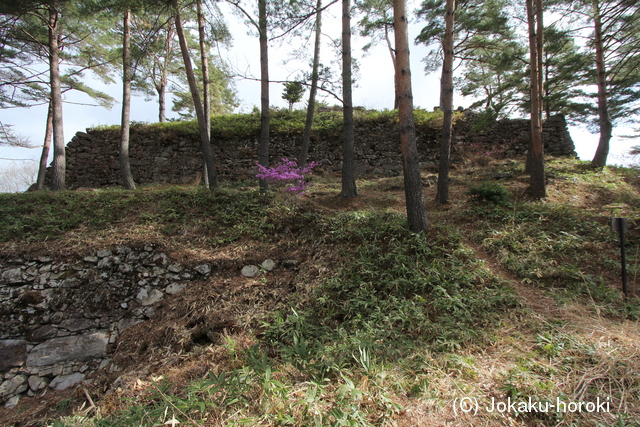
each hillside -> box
[1,156,640,426]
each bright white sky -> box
[0,1,636,190]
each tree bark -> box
[527,0,545,172]
[536,0,544,118]
[258,0,270,192]
[173,0,218,188]
[394,0,428,232]
[436,0,455,204]
[157,82,167,123]
[157,19,174,124]
[197,0,212,187]
[383,10,398,110]
[48,3,65,191]
[299,0,322,168]
[119,8,136,190]
[591,0,612,169]
[35,100,53,191]
[340,0,357,198]
[526,0,546,198]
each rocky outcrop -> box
[0,246,213,408]
[61,112,576,189]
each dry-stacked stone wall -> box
[62,112,575,189]
[0,246,213,408]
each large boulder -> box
[26,333,108,367]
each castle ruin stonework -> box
[61,112,576,189]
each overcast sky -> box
[1,2,636,190]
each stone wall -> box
[0,246,213,408]
[62,112,576,189]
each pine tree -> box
[526,0,546,198]
[394,0,428,232]
[340,0,357,198]
[258,0,270,191]
[129,12,181,123]
[225,0,271,191]
[299,0,323,168]
[587,0,640,167]
[119,7,136,190]
[48,2,65,191]
[436,0,456,204]
[356,0,396,108]
[540,26,592,121]
[172,0,218,188]
[1,0,117,191]
[416,0,517,124]
[171,62,237,118]
[282,81,305,110]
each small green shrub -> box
[468,181,512,206]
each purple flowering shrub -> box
[255,158,320,194]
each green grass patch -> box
[265,213,518,362]
[0,185,283,243]
[467,197,639,317]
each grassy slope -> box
[1,157,640,426]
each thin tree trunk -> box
[384,20,395,70]
[436,0,455,204]
[299,0,322,168]
[383,13,398,110]
[536,0,544,118]
[591,0,612,169]
[341,0,357,198]
[258,0,270,192]
[394,0,428,232]
[198,0,212,187]
[35,100,53,190]
[157,20,174,124]
[157,83,166,123]
[49,3,65,191]
[173,0,218,188]
[119,9,136,190]
[526,0,546,198]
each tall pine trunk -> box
[48,3,65,191]
[591,0,612,169]
[536,0,544,118]
[119,8,136,190]
[299,0,322,168]
[35,100,52,191]
[527,0,545,172]
[198,0,212,187]
[173,0,218,188]
[157,20,174,123]
[340,0,357,198]
[394,0,428,232]
[526,0,546,198]
[436,0,455,204]
[258,0,270,192]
